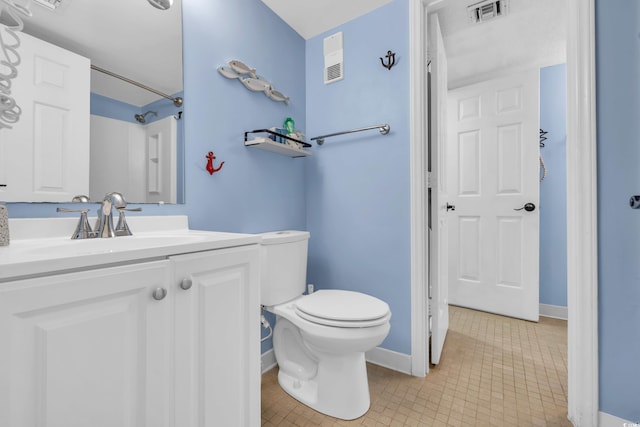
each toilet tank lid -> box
[259,230,310,245]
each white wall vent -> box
[468,0,508,24]
[323,32,344,84]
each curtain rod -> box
[310,124,390,146]
[90,65,183,107]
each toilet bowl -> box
[266,290,390,420]
[259,230,391,420]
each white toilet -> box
[260,230,391,420]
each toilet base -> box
[277,351,370,420]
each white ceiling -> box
[15,0,565,106]
[265,0,566,88]
[261,0,392,40]
[433,0,566,88]
[21,0,183,107]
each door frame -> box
[408,0,598,425]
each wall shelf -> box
[244,129,311,158]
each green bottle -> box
[283,117,295,134]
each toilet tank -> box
[259,230,310,306]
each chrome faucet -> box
[95,194,116,238]
[95,192,142,238]
[57,194,95,239]
[58,192,141,239]
[56,207,94,239]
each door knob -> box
[446,203,455,212]
[152,287,168,300]
[514,202,536,212]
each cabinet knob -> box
[180,278,193,290]
[152,287,168,301]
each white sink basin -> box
[21,233,213,257]
[0,216,261,281]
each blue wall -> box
[304,0,411,354]
[6,0,640,420]
[596,0,640,421]
[91,91,184,124]
[91,93,141,123]
[539,64,567,308]
[8,0,307,234]
[181,0,306,234]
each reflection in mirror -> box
[4,0,184,203]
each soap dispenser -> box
[0,203,9,246]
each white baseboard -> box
[599,410,636,427]
[365,347,412,375]
[261,349,277,374]
[540,303,568,320]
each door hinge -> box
[427,171,433,188]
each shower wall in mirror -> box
[0,0,184,203]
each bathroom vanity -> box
[0,216,260,427]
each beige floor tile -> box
[262,306,571,426]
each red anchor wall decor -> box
[205,151,224,175]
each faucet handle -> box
[71,195,90,203]
[57,207,94,239]
[115,207,142,236]
[56,207,88,213]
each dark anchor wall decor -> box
[380,50,396,70]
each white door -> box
[447,70,540,322]
[0,262,174,427]
[0,28,90,202]
[172,246,260,427]
[428,13,449,365]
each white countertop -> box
[0,215,260,282]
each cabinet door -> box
[0,262,173,427]
[172,246,260,427]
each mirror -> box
[15,0,184,203]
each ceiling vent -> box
[324,32,344,85]
[468,0,508,24]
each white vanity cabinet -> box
[172,245,260,427]
[0,241,260,427]
[0,261,175,427]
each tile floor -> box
[261,306,570,426]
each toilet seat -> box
[294,290,390,328]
